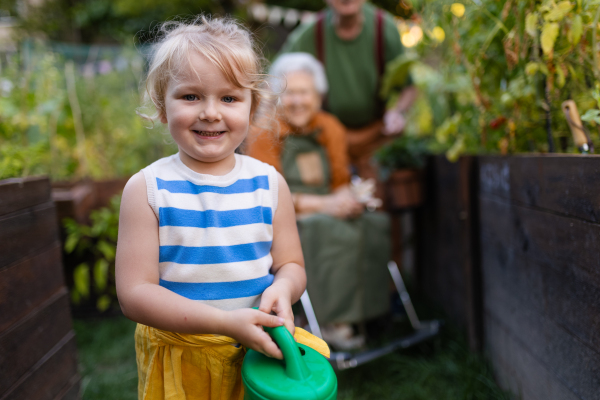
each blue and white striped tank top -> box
[142,153,279,311]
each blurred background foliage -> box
[382,0,600,161]
[2,0,598,181]
[0,44,177,180]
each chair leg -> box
[300,290,323,339]
[387,261,421,330]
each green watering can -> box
[242,324,337,400]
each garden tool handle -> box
[252,308,311,381]
[562,100,590,150]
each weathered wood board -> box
[417,155,482,350]
[479,155,600,400]
[0,177,79,400]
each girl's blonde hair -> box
[140,15,275,126]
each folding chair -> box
[299,261,442,370]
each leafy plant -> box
[64,195,120,312]
[375,134,429,170]
[383,0,600,159]
[0,44,176,181]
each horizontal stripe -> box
[159,206,272,228]
[157,176,269,195]
[159,241,272,265]
[159,254,273,283]
[198,295,261,311]
[160,274,274,300]
[159,225,273,248]
[155,190,274,212]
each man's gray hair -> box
[269,52,329,95]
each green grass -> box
[73,316,138,400]
[337,324,511,400]
[73,315,510,400]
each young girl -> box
[115,16,313,399]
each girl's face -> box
[161,51,252,175]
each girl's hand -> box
[221,308,286,359]
[259,281,295,335]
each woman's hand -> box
[221,308,286,359]
[321,188,364,219]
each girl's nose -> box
[199,99,221,122]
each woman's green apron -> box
[281,132,391,325]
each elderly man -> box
[281,0,416,182]
[248,53,391,350]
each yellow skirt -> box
[135,324,330,400]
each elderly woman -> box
[247,53,391,350]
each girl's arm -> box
[258,173,307,335]
[115,172,287,359]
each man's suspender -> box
[315,9,385,75]
[314,8,386,113]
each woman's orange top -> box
[247,111,351,191]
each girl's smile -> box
[160,51,253,175]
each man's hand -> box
[382,109,406,136]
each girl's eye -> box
[222,96,235,103]
[183,94,197,101]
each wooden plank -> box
[484,283,599,400]
[0,290,72,394]
[0,177,51,217]
[0,333,79,400]
[0,244,65,334]
[0,202,59,270]
[485,315,583,400]
[480,196,600,352]
[479,155,600,223]
[417,156,482,349]
[52,182,95,225]
[92,177,128,209]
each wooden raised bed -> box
[0,177,80,400]
[52,177,129,224]
[418,154,600,400]
[478,155,600,400]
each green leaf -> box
[94,259,109,291]
[73,263,90,299]
[97,240,116,261]
[581,109,600,124]
[525,62,549,76]
[525,12,539,37]
[380,53,419,99]
[64,233,80,254]
[556,67,566,88]
[544,1,574,22]
[71,290,80,305]
[435,114,461,144]
[446,135,466,162]
[96,295,111,312]
[541,22,560,55]
[569,14,583,44]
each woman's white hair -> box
[269,52,329,95]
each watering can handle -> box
[253,308,311,381]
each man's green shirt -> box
[281,3,408,129]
